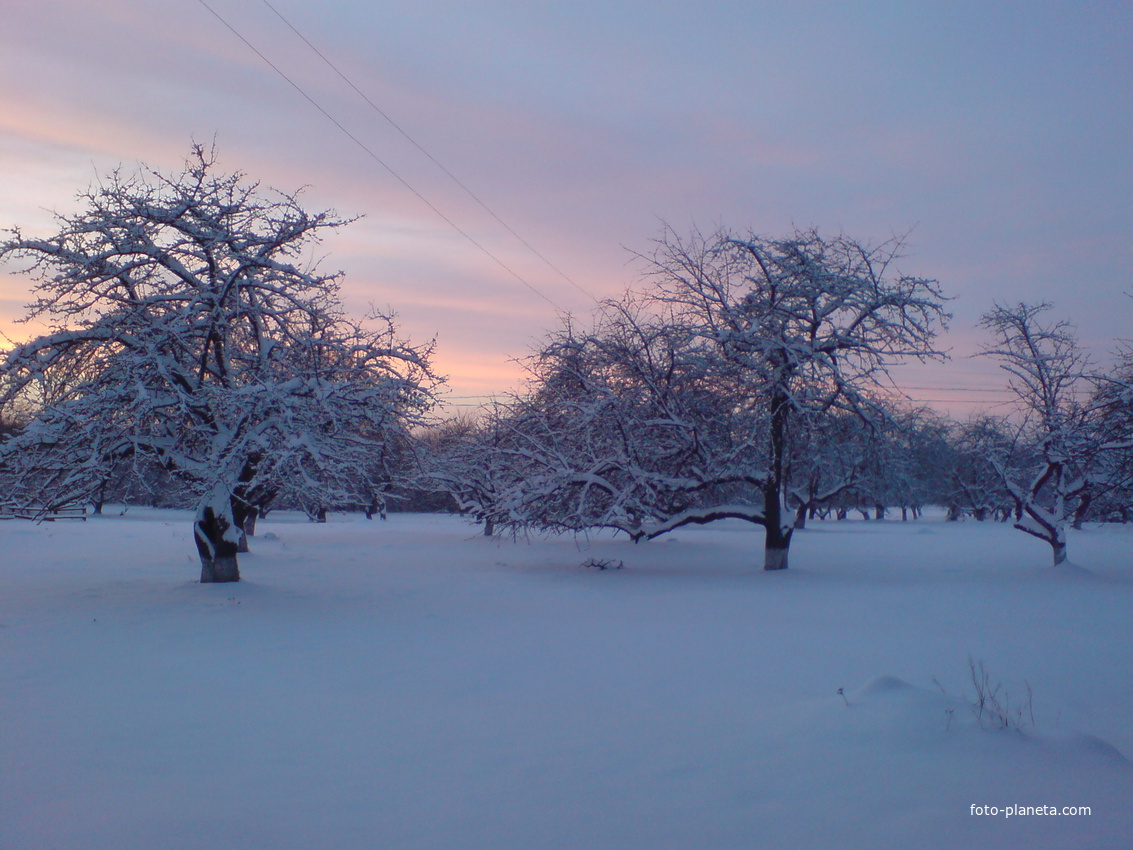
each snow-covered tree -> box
[0,146,437,581]
[943,415,1019,522]
[492,227,949,569]
[879,407,955,521]
[978,303,1107,564]
[417,410,525,535]
[489,304,742,540]
[1088,347,1133,521]
[786,409,882,528]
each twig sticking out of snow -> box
[581,558,624,571]
[968,658,1035,731]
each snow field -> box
[1,511,1131,849]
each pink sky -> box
[3,0,1131,415]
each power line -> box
[194,0,565,313]
[905,399,1015,405]
[901,386,1012,394]
[259,0,597,303]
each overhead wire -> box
[191,2,1032,417]
[194,0,566,313]
[259,0,597,303]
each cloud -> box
[2,0,1130,409]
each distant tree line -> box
[416,236,1133,569]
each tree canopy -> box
[0,145,438,581]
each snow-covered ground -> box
[2,510,1131,849]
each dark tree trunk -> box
[483,517,495,537]
[901,506,908,522]
[231,455,262,554]
[315,508,327,523]
[1072,493,1092,530]
[235,506,259,553]
[836,508,848,520]
[973,507,987,521]
[763,482,792,569]
[763,389,793,570]
[91,479,108,515]
[874,504,886,520]
[793,503,808,530]
[195,503,240,583]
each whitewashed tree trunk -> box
[764,545,789,571]
[195,492,241,583]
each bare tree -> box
[877,407,955,522]
[1088,346,1133,521]
[978,303,1108,564]
[945,415,1018,522]
[786,409,880,529]
[417,411,523,535]
[491,227,949,569]
[0,145,437,581]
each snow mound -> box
[1045,730,1133,767]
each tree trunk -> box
[235,506,259,553]
[195,501,240,583]
[764,543,789,570]
[92,480,108,515]
[874,504,886,520]
[1072,493,1092,530]
[231,455,261,555]
[483,517,495,537]
[763,390,792,570]
[1052,541,1067,566]
[901,506,908,522]
[763,512,792,570]
[365,496,379,520]
[793,503,808,530]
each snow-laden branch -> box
[0,145,439,581]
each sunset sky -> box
[2,0,1130,414]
